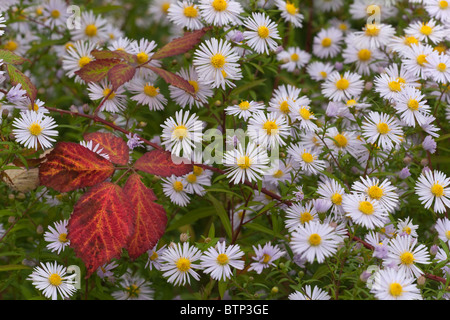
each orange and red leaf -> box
[134,149,193,177]
[84,132,129,166]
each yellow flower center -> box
[126,284,140,298]
[308,233,322,246]
[4,41,18,52]
[257,26,270,39]
[388,80,403,92]
[103,88,116,100]
[290,53,299,61]
[365,24,380,36]
[78,56,92,68]
[279,101,290,114]
[186,174,197,184]
[28,123,43,136]
[445,230,450,240]
[440,0,449,8]
[408,99,420,111]
[403,226,412,235]
[358,49,372,61]
[358,201,374,215]
[431,183,444,197]
[176,257,191,272]
[85,24,98,37]
[321,37,332,47]
[144,84,159,97]
[416,54,428,66]
[320,71,328,78]
[51,9,60,18]
[273,170,283,178]
[212,0,228,11]
[333,134,348,147]
[48,273,62,286]
[420,23,433,36]
[437,63,447,72]
[193,165,203,176]
[36,7,43,15]
[336,78,350,90]
[28,103,40,112]
[65,42,74,51]
[173,181,184,192]
[263,120,278,135]
[389,283,403,297]
[286,2,298,15]
[299,107,312,120]
[262,253,271,264]
[339,23,348,31]
[346,99,357,107]
[150,251,158,260]
[217,253,229,265]
[368,185,383,200]
[377,122,390,134]
[237,156,251,169]
[188,80,199,93]
[405,36,419,46]
[161,2,171,13]
[136,52,149,64]
[300,211,313,224]
[400,252,414,265]
[58,233,69,243]
[331,193,342,205]
[184,5,198,17]
[173,125,188,140]
[211,53,226,69]
[301,152,314,163]
[238,101,250,110]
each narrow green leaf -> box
[207,194,232,239]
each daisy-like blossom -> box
[292,103,319,132]
[287,143,326,175]
[288,285,331,300]
[193,38,242,89]
[415,169,450,214]
[200,241,244,281]
[435,218,450,247]
[314,0,344,12]
[148,0,174,25]
[248,242,285,274]
[96,261,119,279]
[12,111,58,150]
[183,169,211,196]
[321,71,364,102]
[404,19,446,44]
[361,111,403,150]
[370,268,422,300]
[247,111,290,148]
[342,193,388,229]
[424,51,450,83]
[225,100,265,120]
[62,41,98,82]
[353,23,396,49]
[393,86,431,127]
[169,66,213,109]
[162,175,190,207]
[396,217,419,238]
[374,64,419,101]
[160,242,203,286]
[275,0,304,28]
[27,262,77,300]
[168,0,204,30]
[290,221,340,263]
[284,201,318,232]
[112,272,154,300]
[306,61,335,81]
[43,0,69,28]
[14,98,48,114]
[87,80,127,113]
[43,220,70,254]
[130,39,162,78]
[312,27,343,59]
[223,142,270,184]
[70,11,109,43]
[198,0,243,26]
[424,0,450,22]
[127,77,167,111]
[107,37,133,53]
[145,244,168,271]
[342,34,384,76]
[7,84,27,104]
[317,177,346,217]
[383,235,431,278]
[277,47,311,72]
[243,12,281,55]
[160,110,203,158]
[400,43,434,78]
[351,176,399,213]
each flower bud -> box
[214,100,222,107]
[8,216,15,224]
[36,225,44,235]
[179,233,190,242]
[420,158,429,167]
[271,287,279,294]
[417,275,426,286]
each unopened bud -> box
[360,270,371,282]
[420,158,429,166]
[179,233,190,242]
[214,100,222,107]
[271,287,279,294]
[8,194,15,200]
[184,52,191,59]
[248,276,254,282]
[204,237,211,243]
[82,104,90,113]
[231,99,238,105]
[297,271,304,279]
[16,192,26,200]
[138,121,147,128]
[8,216,15,224]
[36,225,44,235]
[417,275,426,286]
[171,59,178,66]
[403,156,412,165]
[69,105,79,113]
[2,109,9,119]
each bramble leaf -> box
[84,132,129,165]
[134,149,193,177]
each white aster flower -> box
[393,86,431,127]
[43,220,70,254]
[200,241,244,281]
[275,0,304,28]
[351,176,399,213]
[342,193,388,229]
[361,111,403,150]
[198,0,243,26]
[87,80,127,113]
[168,0,204,30]
[12,111,58,150]
[145,244,168,271]
[415,169,450,214]
[371,268,422,300]
[284,201,318,232]
[162,175,191,207]
[321,71,364,102]
[277,47,311,72]
[225,99,265,120]
[313,27,343,59]
[127,77,167,111]
[112,272,154,300]
[243,12,281,55]
[248,242,285,274]
[247,111,290,148]
[289,285,331,300]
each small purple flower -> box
[334,62,343,71]
[126,133,144,150]
[232,30,245,43]
[7,84,27,103]
[398,167,411,179]
[422,136,436,154]
[430,244,439,255]
[294,186,304,202]
[313,199,332,213]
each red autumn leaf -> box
[145,66,195,95]
[107,62,136,90]
[39,142,114,192]
[68,182,134,276]
[134,149,193,177]
[74,58,120,83]
[84,132,129,165]
[151,27,210,60]
[123,174,167,260]
[90,49,137,64]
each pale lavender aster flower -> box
[422,136,436,154]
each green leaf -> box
[74,58,121,83]
[208,223,215,238]
[207,194,232,239]
[0,265,31,272]
[312,265,330,280]
[166,207,216,232]
[245,223,285,240]
[218,280,227,299]
[0,49,29,65]
[230,78,265,96]
[7,64,37,102]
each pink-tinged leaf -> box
[107,62,136,90]
[68,182,134,276]
[151,27,210,60]
[6,64,37,102]
[91,49,137,64]
[84,132,129,166]
[123,174,167,260]
[145,66,195,95]
[0,49,30,65]
[74,58,120,83]
[134,149,193,177]
[39,142,114,192]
